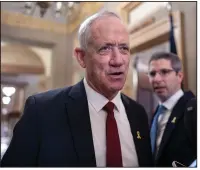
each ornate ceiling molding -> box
[1,10,67,34]
[117,2,142,24]
[1,2,104,35]
[66,2,104,33]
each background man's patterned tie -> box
[150,105,167,154]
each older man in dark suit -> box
[1,11,153,167]
[148,52,196,167]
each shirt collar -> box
[83,78,121,113]
[159,89,184,110]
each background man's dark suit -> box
[154,91,196,167]
[1,80,153,167]
[184,97,197,158]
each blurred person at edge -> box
[148,52,196,167]
[1,11,153,167]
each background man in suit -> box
[1,11,153,167]
[148,52,196,167]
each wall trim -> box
[1,11,67,34]
[1,64,45,75]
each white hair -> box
[78,10,122,50]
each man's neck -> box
[84,77,118,100]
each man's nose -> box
[110,47,123,67]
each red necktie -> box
[104,102,122,167]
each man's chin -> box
[156,93,168,101]
[102,84,123,100]
[110,84,124,92]
[104,79,126,93]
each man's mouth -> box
[110,72,123,75]
[154,86,165,90]
[154,86,166,93]
[109,72,124,78]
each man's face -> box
[77,16,130,99]
[148,59,183,102]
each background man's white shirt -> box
[156,89,184,153]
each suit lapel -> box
[156,92,194,161]
[65,80,96,167]
[121,95,146,166]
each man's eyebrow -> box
[118,43,129,46]
[104,43,114,46]
[102,43,129,46]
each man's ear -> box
[74,47,86,68]
[177,71,184,83]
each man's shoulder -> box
[186,97,196,107]
[174,90,196,108]
[183,90,195,101]
[30,86,73,103]
[170,90,196,118]
[27,80,85,105]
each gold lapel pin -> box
[136,131,141,139]
[171,117,177,123]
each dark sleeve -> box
[184,98,197,152]
[1,96,40,167]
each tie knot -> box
[157,105,167,114]
[104,102,115,113]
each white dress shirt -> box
[83,78,139,167]
[156,89,184,153]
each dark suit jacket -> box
[153,91,196,167]
[184,97,197,155]
[1,80,153,167]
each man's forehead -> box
[150,59,172,69]
[91,23,128,39]
[91,16,127,33]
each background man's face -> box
[148,59,183,102]
[85,16,130,98]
